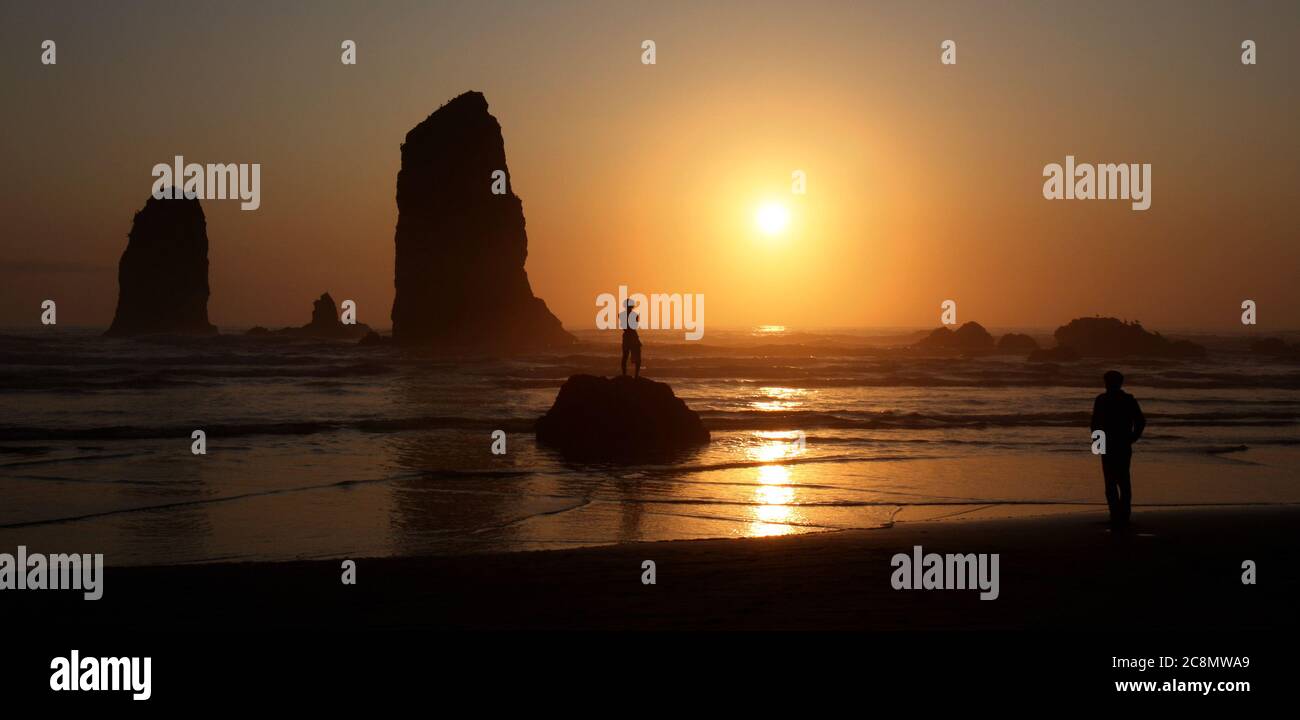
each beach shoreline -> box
[18,505,1297,632]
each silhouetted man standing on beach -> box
[1090,370,1146,525]
[620,299,642,378]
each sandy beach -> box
[17,506,1295,632]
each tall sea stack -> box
[391,91,573,350]
[105,194,217,337]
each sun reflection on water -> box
[749,386,806,413]
[746,431,807,537]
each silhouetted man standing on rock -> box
[1090,370,1146,526]
[620,299,642,378]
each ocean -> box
[2,327,1298,565]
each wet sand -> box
[18,505,1297,632]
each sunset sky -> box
[2,0,1297,332]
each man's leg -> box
[1116,450,1133,523]
[621,343,629,376]
[1101,456,1121,522]
[632,344,641,378]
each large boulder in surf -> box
[105,194,217,337]
[390,90,573,351]
[536,375,710,461]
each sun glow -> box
[755,202,790,236]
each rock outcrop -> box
[536,375,710,461]
[1250,337,1299,359]
[390,91,573,351]
[915,321,995,353]
[997,333,1040,354]
[358,330,391,346]
[244,293,372,340]
[1053,317,1204,358]
[310,293,338,328]
[105,194,217,337]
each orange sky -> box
[2,0,1298,332]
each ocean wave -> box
[699,408,1300,430]
[0,363,397,392]
[2,405,1294,442]
[0,415,539,441]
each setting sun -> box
[755,202,791,236]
